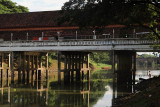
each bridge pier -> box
[11,52,14,84]
[115,51,136,85]
[0,53,4,87]
[18,53,22,83]
[58,52,90,83]
[58,52,61,82]
[5,52,49,85]
[22,53,25,83]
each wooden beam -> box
[0,26,79,31]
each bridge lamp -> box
[113,29,115,38]
[11,33,13,41]
[93,30,96,39]
[57,32,60,40]
[27,32,29,41]
[76,31,78,40]
[42,32,44,40]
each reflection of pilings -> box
[8,87,10,103]
[45,79,49,105]
[8,85,48,106]
[0,87,10,104]
[52,81,90,107]
[112,73,117,105]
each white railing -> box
[0,39,159,47]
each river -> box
[0,69,160,107]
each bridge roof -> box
[0,11,125,31]
[0,11,67,29]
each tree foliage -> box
[0,0,29,14]
[90,52,111,64]
[61,0,160,38]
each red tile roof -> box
[0,10,126,31]
[0,11,64,29]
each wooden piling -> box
[11,52,14,84]
[58,52,61,82]
[46,53,49,80]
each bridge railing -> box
[0,39,159,47]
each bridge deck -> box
[0,39,159,52]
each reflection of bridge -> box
[0,79,90,107]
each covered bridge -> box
[0,11,150,41]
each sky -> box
[12,0,69,12]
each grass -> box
[49,57,112,71]
[90,60,112,69]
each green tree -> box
[90,52,111,64]
[0,0,29,14]
[61,0,160,38]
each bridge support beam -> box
[112,50,115,73]
[0,51,49,86]
[0,53,4,87]
[58,52,61,82]
[46,53,49,80]
[18,53,22,83]
[11,52,14,84]
[86,54,90,81]
[59,52,90,83]
[115,51,136,85]
[6,52,49,85]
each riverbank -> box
[48,58,112,72]
[118,76,160,107]
[89,60,111,70]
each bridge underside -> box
[0,51,90,86]
[114,51,136,84]
[0,45,157,52]
[0,48,156,86]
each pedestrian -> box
[148,71,151,78]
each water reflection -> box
[1,69,159,107]
[93,85,113,107]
